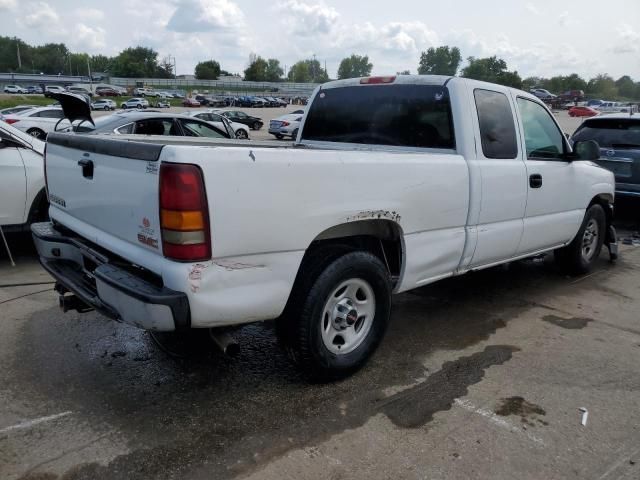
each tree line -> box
[2,35,639,100]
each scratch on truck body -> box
[346,210,402,223]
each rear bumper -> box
[32,222,189,331]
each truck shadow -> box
[9,253,618,480]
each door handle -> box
[529,174,542,188]
[78,159,94,179]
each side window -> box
[115,123,134,134]
[474,89,518,159]
[517,98,565,159]
[178,119,227,138]
[134,119,175,136]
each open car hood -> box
[50,91,95,128]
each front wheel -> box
[252,121,262,130]
[103,106,109,111]
[235,129,249,139]
[277,250,391,380]
[555,204,606,275]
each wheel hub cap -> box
[582,219,599,261]
[321,278,376,355]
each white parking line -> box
[0,411,72,435]
[454,399,546,447]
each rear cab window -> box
[301,84,455,149]
[572,118,640,149]
[474,89,518,159]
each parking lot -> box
[1,198,639,480]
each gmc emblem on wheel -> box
[606,149,615,157]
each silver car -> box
[91,99,117,111]
[120,98,150,109]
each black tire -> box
[235,129,249,139]
[103,106,109,111]
[291,128,299,139]
[27,128,45,140]
[252,121,262,130]
[275,134,284,140]
[555,204,606,275]
[277,249,392,380]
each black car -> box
[195,95,210,106]
[218,110,263,130]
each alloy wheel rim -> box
[581,219,599,261]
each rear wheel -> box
[555,204,605,275]
[277,250,392,380]
[235,129,249,139]
[27,128,45,140]
[291,128,299,139]
[103,106,109,111]
[252,121,262,130]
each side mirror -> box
[574,140,600,161]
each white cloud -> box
[277,0,339,36]
[21,1,59,28]
[74,24,107,50]
[75,8,105,21]
[0,0,16,10]
[612,24,640,54]
[167,0,245,33]
[525,3,540,15]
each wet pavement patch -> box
[542,315,593,330]
[495,396,547,427]
[379,345,519,428]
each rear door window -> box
[302,84,455,149]
[572,119,640,148]
[474,89,518,159]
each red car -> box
[95,87,120,97]
[182,98,201,107]
[568,106,598,118]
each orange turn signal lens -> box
[161,209,204,231]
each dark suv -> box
[571,113,640,198]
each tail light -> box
[159,163,211,262]
[4,118,19,125]
[360,76,396,85]
[281,121,290,126]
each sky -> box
[0,0,639,80]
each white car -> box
[269,113,302,140]
[186,110,250,139]
[0,121,46,230]
[34,75,617,379]
[133,87,158,97]
[91,99,117,111]
[44,85,66,97]
[2,107,70,139]
[121,98,150,109]
[0,105,38,117]
[4,85,26,94]
[157,91,173,99]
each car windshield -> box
[572,119,640,148]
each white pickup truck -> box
[33,75,618,379]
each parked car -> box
[157,91,173,99]
[171,92,184,99]
[213,109,263,130]
[194,95,210,106]
[0,121,47,231]
[269,113,302,139]
[121,98,150,109]
[595,102,629,114]
[251,96,268,108]
[568,106,599,117]
[95,87,120,97]
[67,86,93,97]
[26,85,42,94]
[44,86,66,98]
[571,113,640,198]
[530,88,556,100]
[133,87,158,97]
[186,110,250,139]
[34,75,617,379]
[587,99,604,107]
[2,107,69,139]
[558,90,585,102]
[65,111,231,139]
[183,97,201,107]
[91,99,117,111]
[4,85,26,94]
[155,100,171,108]
[0,105,38,117]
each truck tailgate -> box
[45,134,165,263]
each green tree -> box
[287,59,328,83]
[418,46,462,76]
[195,60,221,80]
[90,54,112,73]
[587,74,618,99]
[265,58,284,82]
[244,55,268,81]
[111,46,160,78]
[337,54,373,79]
[615,75,635,98]
[460,56,522,88]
